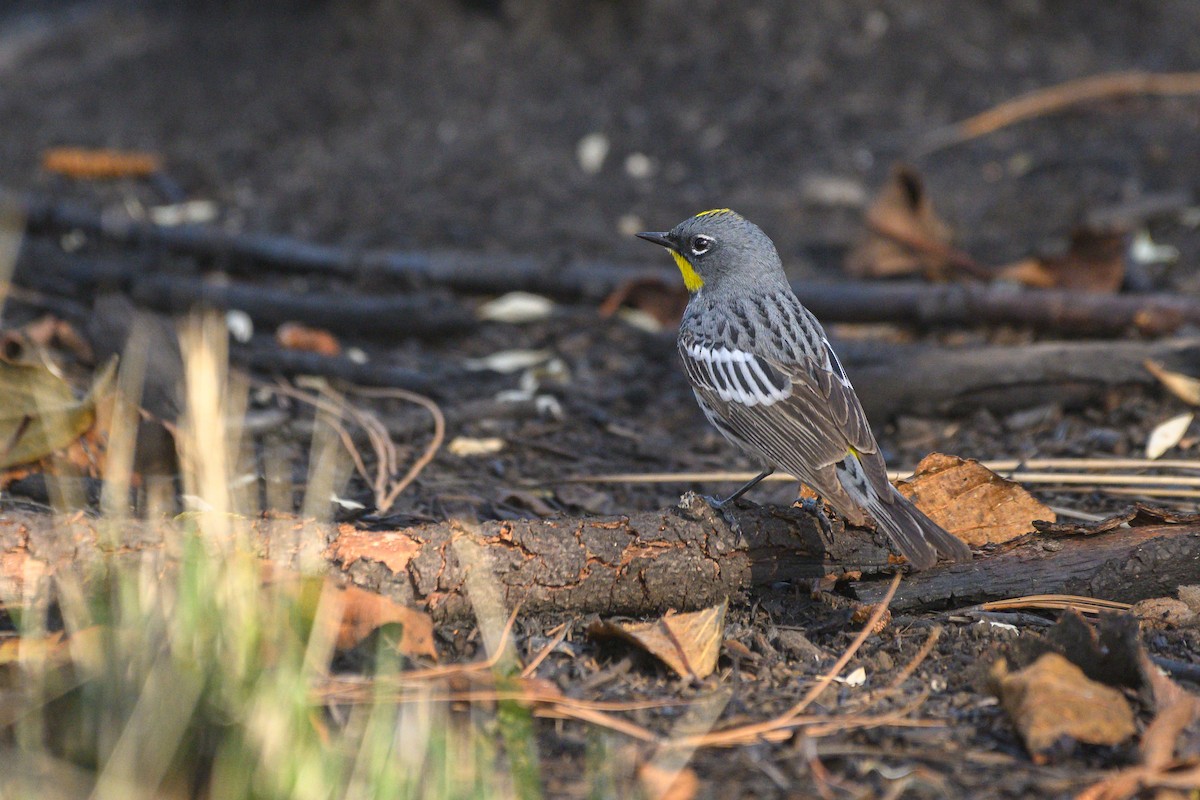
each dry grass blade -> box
[252,378,444,513]
[567,463,1200,502]
[345,385,445,511]
[977,595,1132,614]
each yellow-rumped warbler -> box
[637,209,970,570]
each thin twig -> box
[918,71,1200,154]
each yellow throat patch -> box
[671,250,705,292]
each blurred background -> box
[3,0,1198,273]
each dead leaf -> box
[335,584,437,659]
[276,322,341,357]
[638,763,699,800]
[995,228,1126,292]
[589,599,727,679]
[895,453,1055,545]
[0,357,116,469]
[845,164,970,281]
[990,653,1136,762]
[42,147,162,179]
[598,276,689,330]
[1147,412,1194,460]
[1144,360,1200,406]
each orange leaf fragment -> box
[638,763,699,800]
[895,453,1055,546]
[42,147,162,179]
[326,526,423,574]
[276,322,341,357]
[334,584,437,659]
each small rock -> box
[624,152,655,179]
[776,629,825,662]
[1130,597,1198,629]
[1004,404,1061,432]
[1179,585,1200,614]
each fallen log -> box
[19,194,1200,336]
[7,495,1199,626]
[131,274,477,340]
[855,522,1200,612]
[836,337,1200,421]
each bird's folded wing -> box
[679,335,890,494]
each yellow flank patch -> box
[671,250,705,292]
[848,446,862,460]
[695,208,732,218]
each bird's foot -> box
[702,493,730,511]
[799,497,836,543]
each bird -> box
[636,209,970,570]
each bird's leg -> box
[705,467,775,510]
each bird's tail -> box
[865,488,971,571]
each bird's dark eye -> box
[690,235,714,255]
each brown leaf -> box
[589,599,727,679]
[995,227,1126,292]
[334,584,437,659]
[598,276,689,329]
[895,453,1055,545]
[276,322,341,357]
[845,164,967,281]
[991,653,1136,761]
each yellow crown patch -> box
[695,208,733,218]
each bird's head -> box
[636,209,783,294]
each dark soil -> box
[3,1,1200,797]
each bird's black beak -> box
[635,231,674,250]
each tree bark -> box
[854,523,1200,612]
[8,497,1198,625]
